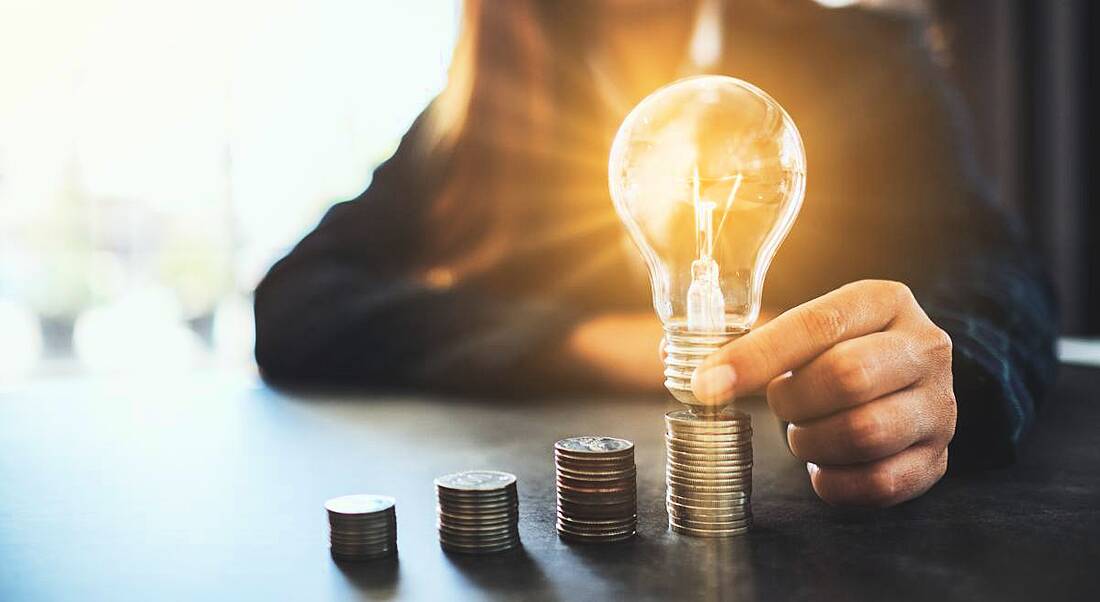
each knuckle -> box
[864,465,902,506]
[799,305,847,345]
[829,355,872,398]
[843,410,890,458]
[926,326,953,359]
[882,280,915,305]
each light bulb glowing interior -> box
[609,75,806,335]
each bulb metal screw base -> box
[663,327,746,411]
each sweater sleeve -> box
[253,119,584,395]
[849,16,1060,470]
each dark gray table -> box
[2,366,1098,601]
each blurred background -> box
[0,0,1095,386]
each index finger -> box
[691,280,914,404]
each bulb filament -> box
[687,163,726,332]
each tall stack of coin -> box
[324,494,398,560]
[435,470,521,554]
[554,436,637,543]
[665,409,753,537]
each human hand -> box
[691,280,957,507]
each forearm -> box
[918,250,1059,470]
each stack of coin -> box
[665,409,753,537]
[554,436,637,543]
[324,494,398,560]
[435,470,520,554]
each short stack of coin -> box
[554,436,637,543]
[435,470,520,554]
[665,408,753,537]
[324,494,398,560]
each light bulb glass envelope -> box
[608,75,806,406]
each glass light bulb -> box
[608,75,806,407]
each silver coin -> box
[439,528,517,541]
[667,504,751,519]
[440,540,519,554]
[670,513,753,528]
[555,468,636,482]
[327,532,398,545]
[667,472,753,486]
[554,454,635,466]
[666,409,750,424]
[324,494,396,516]
[669,524,750,538]
[436,488,517,501]
[555,436,634,454]
[666,448,753,461]
[438,512,518,525]
[556,480,636,493]
[557,530,635,544]
[436,497,519,509]
[330,543,397,555]
[664,462,752,475]
[666,433,753,447]
[557,515,636,530]
[556,474,636,488]
[439,533,520,546]
[667,483,753,496]
[668,491,751,506]
[558,501,637,516]
[434,470,517,492]
[557,494,637,506]
[557,526,637,538]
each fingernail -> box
[691,364,737,403]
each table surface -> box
[2,366,1099,601]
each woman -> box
[254,0,1057,506]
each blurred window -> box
[0,0,459,380]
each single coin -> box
[555,436,634,455]
[556,480,637,494]
[557,491,637,505]
[436,488,517,501]
[666,490,751,504]
[557,530,635,544]
[669,524,750,538]
[439,536,519,548]
[666,409,751,424]
[556,517,636,532]
[557,530,636,541]
[555,467,636,482]
[667,504,751,520]
[557,500,637,516]
[554,454,635,467]
[438,528,517,542]
[664,462,752,475]
[324,494,396,517]
[436,498,519,510]
[434,470,517,492]
[330,548,397,560]
[667,492,751,506]
[330,532,396,545]
[440,541,519,554]
[666,422,753,435]
[556,474,636,488]
[438,512,518,525]
[667,438,752,449]
[667,473,753,487]
[670,513,753,529]
[330,545,396,556]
